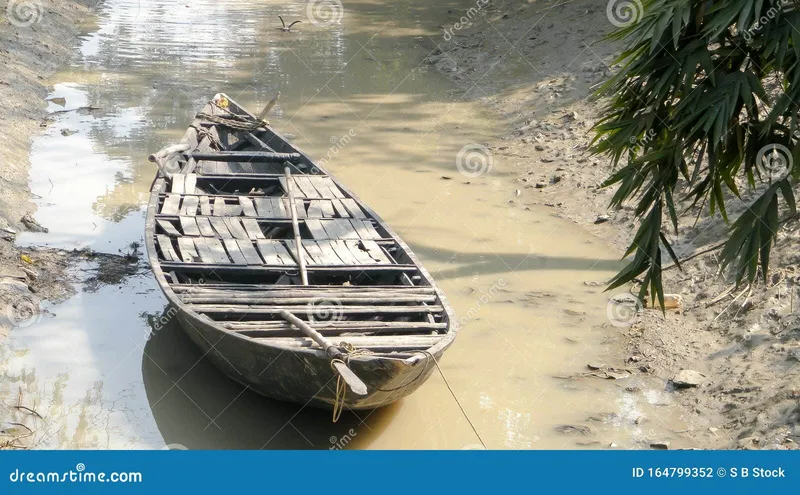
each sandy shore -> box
[427,0,800,449]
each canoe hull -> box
[173,305,441,410]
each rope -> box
[195,112,268,131]
[422,350,487,449]
[331,342,373,423]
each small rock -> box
[594,214,610,224]
[650,441,670,450]
[672,369,705,388]
[535,182,547,189]
[441,176,452,180]
[20,214,48,233]
[534,144,545,151]
[60,129,77,137]
[587,362,604,370]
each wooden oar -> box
[279,310,367,396]
[257,92,281,122]
[284,165,308,285]
[280,165,368,397]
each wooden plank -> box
[304,219,328,240]
[253,198,273,217]
[185,174,198,194]
[236,239,263,265]
[308,176,336,199]
[301,241,327,265]
[196,216,216,237]
[205,238,231,264]
[283,198,306,218]
[241,218,265,239]
[357,219,381,239]
[160,263,417,273]
[192,305,443,316]
[311,240,346,265]
[224,217,249,240]
[344,240,376,264]
[318,177,345,198]
[200,196,212,216]
[209,217,234,239]
[335,219,360,239]
[253,336,441,351]
[176,237,200,262]
[192,237,216,263]
[157,219,181,237]
[359,240,391,264]
[179,216,201,237]
[294,176,321,199]
[330,240,360,265]
[272,198,287,218]
[331,199,350,218]
[181,196,199,216]
[223,239,247,264]
[349,219,374,240]
[319,200,336,218]
[171,174,186,194]
[341,198,366,218]
[256,240,296,265]
[239,197,257,217]
[161,194,181,215]
[306,200,324,218]
[156,235,178,261]
[284,240,315,266]
[213,197,226,216]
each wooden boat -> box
[145,94,457,411]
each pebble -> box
[555,424,593,436]
[649,441,670,450]
[672,369,705,388]
[594,214,610,224]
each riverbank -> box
[427,0,800,449]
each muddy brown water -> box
[5,0,690,449]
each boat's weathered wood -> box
[188,304,444,315]
[284,166,308,285]
[278,309,368,396]
[188,151,301,162]
[145,93,457,410]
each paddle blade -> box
[332,361,368,396]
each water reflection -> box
[141,308,392,450]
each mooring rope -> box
[195,112,268,132]
[422,350,487,449]
[329,345,487,448]
[331,342,373,423]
